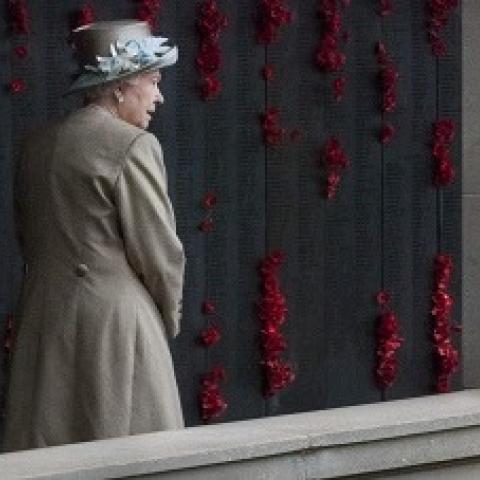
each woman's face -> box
[117,70,163,129]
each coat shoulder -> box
[63,105,147,166]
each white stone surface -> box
[3,391,480,479]
[365,463,480,480]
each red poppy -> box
[379,0,393,16]
[10,78,26,93]
[199,217,215,233]
[332,76,346,102]
[9,0,30,34]
[257,0,292,44]
[431,253,459,393]
[13,45,28,58]
[379,123,395,144]
[432,119,455,187]
[375,305,403,389]
[76,3,95,28]
[260,107,288,146]
[202,192,218,210]
[137,0,161,29]
[262,64,276,81]
[201,74,222,100]
[200,325,222,347]
[316,0,350,100]
[426,0,459,57]
[196,0,228,101]
[202,300,216,315]
[199,366,227,421]
[258,251,294,397]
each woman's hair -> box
[83,75,140,104]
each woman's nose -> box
[156,91,164,104]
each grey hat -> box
[67,20,178,94]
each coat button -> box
[75,263,89,277]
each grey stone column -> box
[463,0,480,387]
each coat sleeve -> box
[114,132,185,338]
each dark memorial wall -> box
[0,0,461,427]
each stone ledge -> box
[2,390,480,479]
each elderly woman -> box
[2,20,185,451]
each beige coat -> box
[3,105,185,451]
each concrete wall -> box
[3,390,480,479]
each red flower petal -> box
[10,78,26,93]
[258,251,294,397]
[376,290,391,306]
[9,0,30,34]
[199,366,228,421]
[333,76,347,102]
[262,64,276,81]
[200,325,222,347]
[13,45,28,58]
[257,0,293,44]
[261,107,288,146]
[202,301,216,315]
[196,0,228,101]
[380,123,395,144]
[375,41,389,65]
[202,192,218,209]
[199,217,215,233]
[379,0,393,16]
[431,253,459,392]
[76,3,95,28]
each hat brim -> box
[65,48,177,96]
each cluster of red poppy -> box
[8,0,30,94]
[75,3,95,29]
[376,42,398,114]
[426,0,459,57]
[256,0,292,44]
[136,0,162,29]
[3,314,15,361]
[198,191,217,232]
[376,42,398,144]
[432,119,455,187]
[375,291,403,389]
[432,254,459,393]
[379,0,393,16]
[199,366,228,421]
[332,76,346,103]
[197,189,227,420]
[196,0,228,101]
[260,107,287,146]
[258,251,295,397]
[257,2,300,145]
[315,0,349,102]
[199,290,221,348]
[9,0,30,34]
[323,136,349,199]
